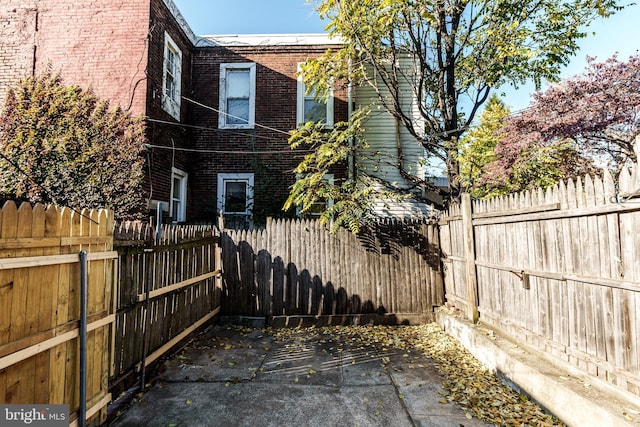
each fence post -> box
[461,193,479,323]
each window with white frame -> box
[217,173,254,228]
[162,32,182,120]
[170,168,187,222]
[219,63,256,129]
[297,63,334,127]
[297,173,334,218]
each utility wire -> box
[146,118,286,142]
[182,96,292,136]
[144,143,315,155]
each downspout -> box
[79,250,88,427]
[347,59,355,182]
[395,116,405,178]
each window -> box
[170,168,187,222]
[217,173,254,228]
[219,63,256,129]
[162,32,182,120]
[297,64,334,127]
[297,174,334,218]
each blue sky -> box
[173,0,639,111]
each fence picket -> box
[441,146,640,397]
[219,217,440,322]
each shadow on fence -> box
[220,218,444,324]
[109,222,221,397]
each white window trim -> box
[297,63,334,128]
[170,167,188,222]
[219,63,256,129]
[162,32,182,120]
[217,173,254,216]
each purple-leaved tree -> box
[480,54,640,194]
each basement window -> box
[217,173,254,229]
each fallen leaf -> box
[186,399,192,405]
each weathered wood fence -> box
[110,222,221,393]
[0,202,116,426]
[441,152,640,398]
[220,217,443,323]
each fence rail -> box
[110,222,221,392]
[0,202,116,426]
[440,142,640,398]
[221,217,443,322]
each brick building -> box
[0,1,348,226]
[1,1,434,226]
[187,35,348,227]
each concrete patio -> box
[109,324,492,427]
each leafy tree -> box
[284,109,405,232]
[0,73,147,219]
[289,0,621,225]
[458,94,509,198]
[485,54,640,189]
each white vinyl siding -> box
[356,57,430,217]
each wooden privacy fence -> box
[440,146,640,398]
[110,222,221,392]
[0,202,117,426]
[220,217,443,322]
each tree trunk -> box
[445,136,462,205]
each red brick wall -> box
[31,0,151,115]
[1,0,349,224]
[0,0,197,222]
[188,44,349,223]
[0,2,38,111]
[143,0,194,222]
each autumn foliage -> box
[477,54,640,196]
[0,73,148,219]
